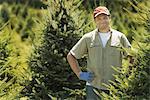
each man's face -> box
[94,14,110,30]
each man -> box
[67,6,131,99]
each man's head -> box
[93,6,110,18]
[93,6,111,32]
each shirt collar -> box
[95,28,112,33]
[93,28,121,47]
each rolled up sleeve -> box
[121,34,131,57]
[121,34,131,48]
[70,35,88,59]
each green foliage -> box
[99,1,150,100]
[63,87,86,99]
[0,2,42,99]
[0,27,23,100]
[101,44,150,100]
[0,3,9,23]
[0,26,11,98]
[0,2,38,41]
[0,0,47,9]
[21,0,92,99]
[0,0,149,99]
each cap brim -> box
[94,12,109,18]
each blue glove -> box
[79,72,94,82]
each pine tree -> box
[0,2,39,99]
[0,26,27,100]
[22,0,91,99]
[100,1,150,100]
[0,26,12,99]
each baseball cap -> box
[93,6,110,18]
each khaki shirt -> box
[70,28,131,89]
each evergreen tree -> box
[0,2,39,98]
[0,26,12,99]
[99,1,150,100]
[0,26,30,100]
[22,0,91,99]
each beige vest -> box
[71,28,131,89]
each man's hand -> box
[79,72,94,82]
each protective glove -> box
[79,72,94,82]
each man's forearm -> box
[67,52,81,77]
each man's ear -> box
[94,17,97,22]
[109,16,111,21]
[109,15,111,18]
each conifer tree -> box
[100,1,150,100]
[22,0,91,99]
[0,26,26,100]
[0,2,38,99]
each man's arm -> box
[121,34,134,64]
[67,52,81,78]
[67,35,87,77]
[67,35,94,82]
[67,52,94,82]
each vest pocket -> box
[109,47,122,67]
[109,46,120,55]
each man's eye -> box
[103,17,107,19]
[99,17,102,20]
[104,17,108,19]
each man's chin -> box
[99,26,108,30]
